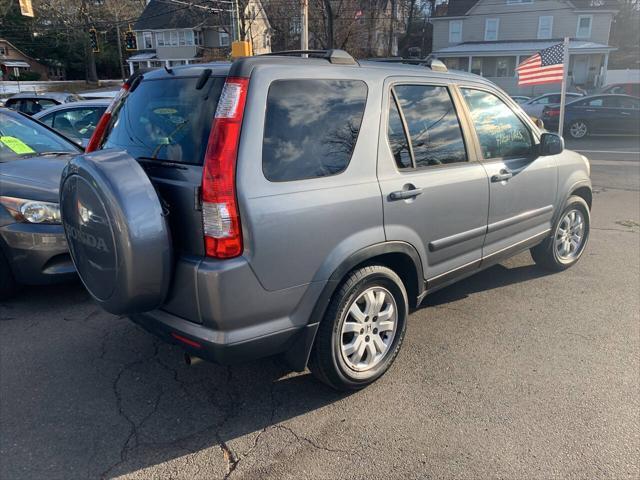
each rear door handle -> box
[621,111,631,116]
[491,169,513,183]
[389,188,423,200]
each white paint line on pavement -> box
[590,160,640,166]
[576,150,640,155]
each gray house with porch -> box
[431,0,617,95]
[127,0,271,74]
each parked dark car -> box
[599,83,640,97]
[33,99,110,146]
[4,92,82,116]
[59,51,592,390]
[542,94,640,139]
[0,108,82,298]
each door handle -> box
[491,169,513,183]
[621,111,631,116]
[389,187,423,201]
[585,109,596,112]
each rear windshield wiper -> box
[137,157,188,170]
[39,151,76,156]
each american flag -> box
[516,43,565,86]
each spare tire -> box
[60,149,172,315]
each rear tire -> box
[530,195,590,272]
[0,252,18,300]
[309,265,408,391]
[568,120,589,139]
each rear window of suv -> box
[262,79,368,182]
[102,76,225,165]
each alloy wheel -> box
[570,121,588,139]
[339,287,398,372]
[555,209,585,261]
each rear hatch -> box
[99,68,228,321]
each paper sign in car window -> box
[0,136,36,154]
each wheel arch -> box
[282,241,424,371]
[571,185,593,210]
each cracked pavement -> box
[1,137,639,479]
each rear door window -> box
[391,85,467,168]
[262,79,368,182]
[102,76,225,165]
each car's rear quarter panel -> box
[236,64,387,292]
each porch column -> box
[146,60,151,68]
[128,62,134,75]
[165,60,170,68]
[468,55,472,72]
[601,52,609,88]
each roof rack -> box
[367,56,448,73]
[258,49,357,65]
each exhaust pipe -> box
[184,353,203,366]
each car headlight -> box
[0,196,61,224]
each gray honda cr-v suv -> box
[59,50,592,390]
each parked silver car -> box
[4,92,82,116]
[34,99,110,145]
[59,51,592,390]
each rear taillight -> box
[545,108,560,118]
[85,82,130,153]
[201,77,249,259]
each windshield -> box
[102,76,225,165]
[0,111,80,162]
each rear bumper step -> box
[130,310,301,365]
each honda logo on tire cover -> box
[66,225,109,253]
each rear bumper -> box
[130,309,304,365]
[0,223,76,285]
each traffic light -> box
[89,28,99,53]
[125,31,137,51]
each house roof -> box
[133,0,223,30]
[435,0,619,17]
[433,39,615,55]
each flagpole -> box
[558,37,570,138]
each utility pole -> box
[115,11,126,81]
[301,0,308,50]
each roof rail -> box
[258,49,357,65]
[367,56,448,73]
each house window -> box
[157,32,164,47]
[469,57,515,77]
[449,20,462,43]
[194,30,202,46]
[0,46,6,55]
[440,57,469,71]
[576,15,592,39]
[537,16,553,39]
[178,30,186,46]
[186,31,194,46]
[485,18,499,41]
[219,32,230,47]
[143,31,153,49]
[170,31,178,46]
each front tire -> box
[309,265,408,391]
[531,195,590,272]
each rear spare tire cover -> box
[60,149,172,315]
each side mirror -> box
[539,132,564,156]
